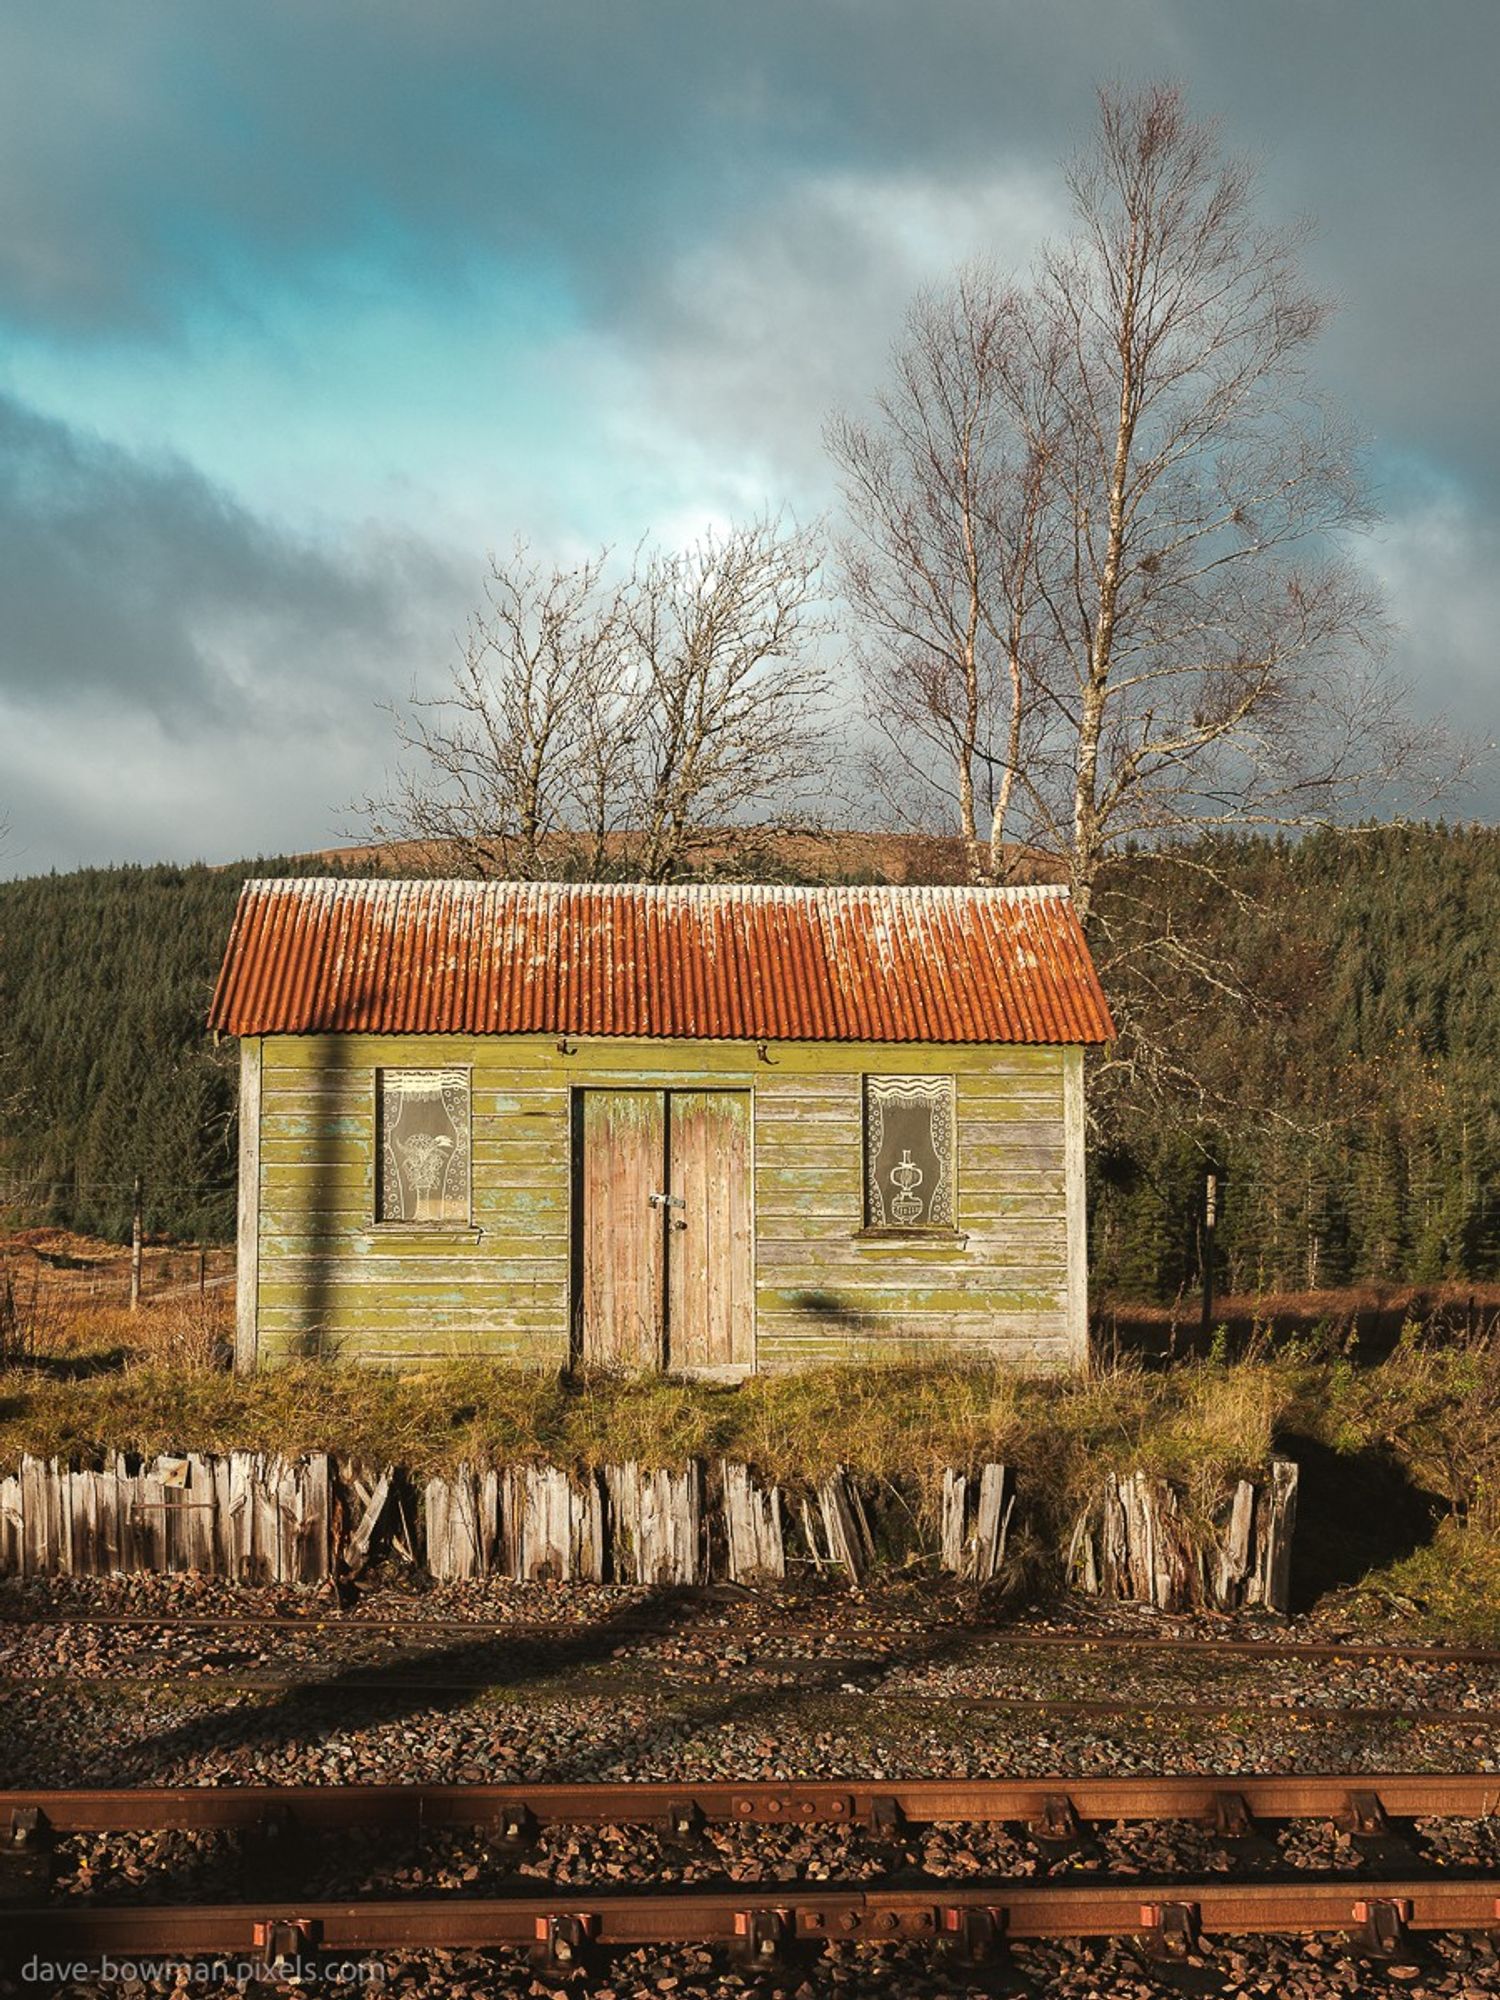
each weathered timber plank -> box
[1062,1046,1088,1372]
[343,1469,392,1575]
[1256,1456,1299,1615]
[1215,1480,1257,1609]
[721,1463,785,1581]
[469,1139,571,1169]
[259,1112,375,1141]
[753,1284,1065,1315]
[255,1285,570,1314]
[755,1239,1070,1273]
[753,1180,1064,1214]
[264,1032,1065,1077]
[754,1318,1065,1344]
[815,1467,874,1581]
[940,1470,966,1574]
[469,1089,571,1116]
[258,1275,569,1308]
[259,1257,568,1287]
[667,1091,753,1371]
[260,1135,376,1168]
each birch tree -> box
[369,548,628,879]
[827,267,1057,883]
[833,84,1437,922]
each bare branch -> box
[359,522,835,882]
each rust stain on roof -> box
[209,879,1115,1044]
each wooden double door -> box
[575,1089,752,1372]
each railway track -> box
[5,1774,1500,1960]
[5,1670,1500,1732]
[10,1604,1500,1974]
[10,1877,1500,1956]
[7,1609,1500,1666]
[8,1770,1500,1825]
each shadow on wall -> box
[291,1027,357,1365]
[784,1288,887,1355]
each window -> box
[376,1068,471,1225]
[863,1075,956,1230]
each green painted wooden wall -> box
[244,1033,1085,1372]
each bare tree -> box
[828,267,1057,883]
[832,84,1443,922]
[625,521,832,880]
[368,548,628,879]
[365,519,833,881]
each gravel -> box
[7,1570,1500,1998]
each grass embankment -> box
[3,1292,1499,1638]
[1,1292,1281,1492]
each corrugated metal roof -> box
[209,879,1115,1044]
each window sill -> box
[851,1227,968,1250]
[370,1224,484,1241]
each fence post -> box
[129,1177,143,1312]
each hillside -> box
[1,826,1498,1302]
[1089,824,1500,1299]
[0,857,365,1244]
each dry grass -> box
[0,1338,1286,1545]
[8,1283,1500,1622]
[1346,1523,1500,1644]
[1311,1321,1500,1532]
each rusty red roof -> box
[209,879,1114,1044]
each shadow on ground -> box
[1276,1431,1442,1612]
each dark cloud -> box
[0,393,464,725]
[4,4,1493,479]
[0,392,477,873]
[0,0,1494,865]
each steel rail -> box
[7,1773,1500,1831]
[7,1877,1500,1952]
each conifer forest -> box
[0,824,1495,1303]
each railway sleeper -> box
[0,1808,54,1907]
[488,1800,540,1855]
[251,1916,323,1967]
[1132,1901,1228,1997]
[663,1798,709,1849]
[530,1911,598,1976]
[1206,1791,1280,1869]
[731,1906,796,1967]
[1337,1789,1424,1873]
[1351,1896,1426,1970]
[1024,1792,1098,1862]
[241,1803,306,1896]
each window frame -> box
[858,1072,961,1239]
[371,1062,476,1233]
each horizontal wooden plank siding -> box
[254,1034,1079,1372]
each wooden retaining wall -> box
[1068,1458,1299,1614]
[0,1453,1294,1610]
[0,1452,329,1582]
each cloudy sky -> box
[1,0,1495,874]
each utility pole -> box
[1200,1170,1218,1338]
[129,1175,143,1312]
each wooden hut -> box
[210,879,1114,1374]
